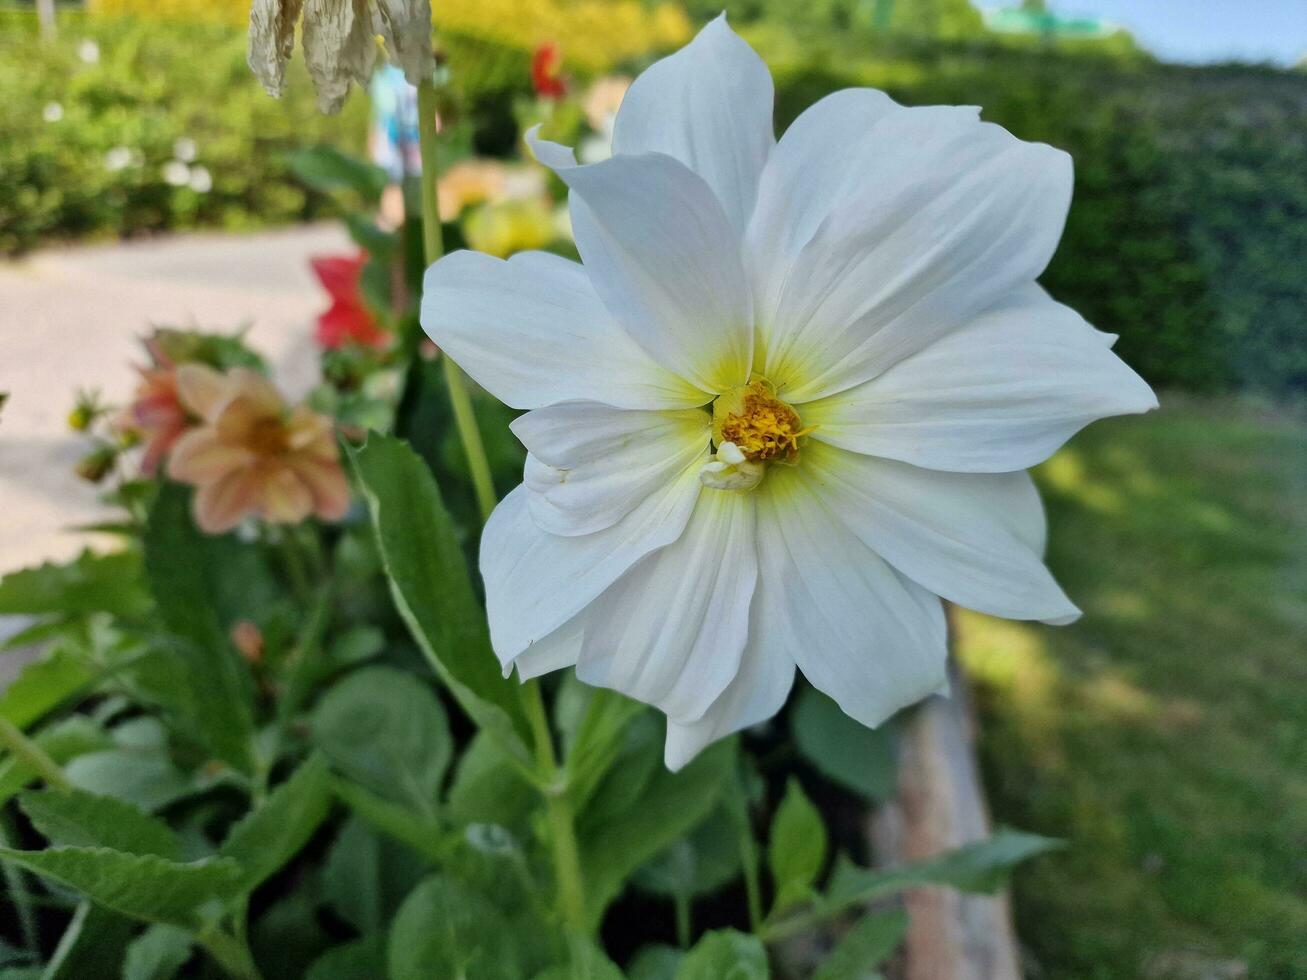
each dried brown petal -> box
[247,0,304,99]
[301,0,378,114]
[373,0,436,87]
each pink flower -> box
[166,365,350,534]
[125,340,190,476]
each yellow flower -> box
[167,365,350,534]
[436,159,545,222]
[462,198,557,258]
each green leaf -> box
[0,847,243,927]
[284,146,388,203]
[121,924,194,980]
[811,911,906,980]
[825,829,1062,905]
[306,937,386,980]
[142,484,255,772]
[219,755,333,892]
[39,901,135,980]
[628,945,683,980]
[348,434,531,770]
[532,942,624,980]
[0,717,110,807]
[563,682,647,811]
[19,788,179,859]
[768,779,828,913]
[0,649,96,730]
[63,748,192,814]
[579,738,736,929]
[445,731,538,832]
[343,214,397,259]
[634,807,742,901]
[320,818,426,936]
[388,875,523,980]
[329,777,445,862]
[0,550,151,619]
[311,667,450,818]
[791,686,897,801]
[576,713,662,833]
[251,891,330,980]
[675,930,769,980]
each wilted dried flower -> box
[75,443,118,484]
[248,0,435,114]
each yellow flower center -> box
[246,416,291,457]
[711,379,809,463]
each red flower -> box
[310,253,389,350]
[531,43,567,100]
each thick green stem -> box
[521,681,588,936]
[416,79,497,524]
[199,928,265,980]
[0,715,71,791]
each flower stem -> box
[521,680,589,937]
[198,927,265,980]
[0,715,71,791]
[416,79,497,524]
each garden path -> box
[0,224,350,577]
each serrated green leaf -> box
[142,484,255,772]
[311,667,450,818]
[388,875,522,980]
[348,435,531,771]
[19,788,179,859]
[825,829,1061,905]
[0,550,151,619]
[320,818,426,936]
[579,738,736,929]
[768,779,828,913]
[219,755,332,892]
[0,847,244,926]
[812,911,906,980]
[121,924,193,980]
[791,686,897,801]
[0,648,97,729]
[675,930,768,980]
[284,146,387,203]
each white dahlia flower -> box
[421,17,1156,769]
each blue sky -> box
[1040,0,1306,65]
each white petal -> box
[527,129,754,394]
[512,403,711,536]
[422,249,705,410]
[663,577,796,770]
[512,613,585,681]
[803,441,1079,624]
[746,86,911,323]
[802,286,1158,472]
[480,470,702,668]
[611,15,775,236]
[577,489,757,724]
[753,465,948,729]
[758,107,1073,402]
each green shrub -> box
[763,31,1307,395]
[0,10,368,254]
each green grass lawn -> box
[955,395,1307,979]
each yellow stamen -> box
[712,379,813,464]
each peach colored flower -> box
[166,365,350,534]
[128,364,189,475]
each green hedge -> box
[0,10,367,254]
[764,31,1307,395]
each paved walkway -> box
[0,224,352,576]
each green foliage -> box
[811,910,906,980]
[283,146,388,205]
[19,788,179,859]
[0,847,243,927]
[764,36,1307,394]
[218,755,333,892]
[0,10,367,255]
[791,685,897,801]
[348,434,533,769]
[0,551,150,619]
[676,930,770,980]
[387,874,524,980]
[121,925,194,980]
[767,779,828,912]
